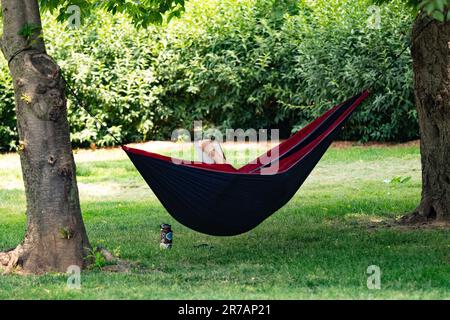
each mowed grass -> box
[0,142,449,299]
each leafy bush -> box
[156,0,417,141]
[0,0,418,151]
[0,63,16,152]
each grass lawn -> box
[0,141,449,299]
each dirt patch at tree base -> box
[331,140,420,149]
[365,217,450,232]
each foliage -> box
[0,63,16,152]
[419,0,450,21]
[39,0,186,27]
[17,23,42,42]
[154,0,418,141]
[0,0,424,150]
[374,0,450,21]
[86,247,107,270]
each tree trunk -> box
[0,0,91,274]
[406,16,450,222]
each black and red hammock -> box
[122,91,370,236]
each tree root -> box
[398,196,450,226]
[398,211,432,225]
[1,245,134,275]
[0,245,24,274]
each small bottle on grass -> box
[160,224,173,250]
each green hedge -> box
[0,0,417,151]
[0,62,16,151]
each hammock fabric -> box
[123,90,370,236]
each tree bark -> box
[406,15,450,222]
[0,0,91,274]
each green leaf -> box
[431,10,445,21]
[435,0,446,11]
[17,23,41,40]
[400,176,412,183]
[424,2,435,14]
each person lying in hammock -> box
[194,139,226,164]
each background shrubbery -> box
[0,0,417,151]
